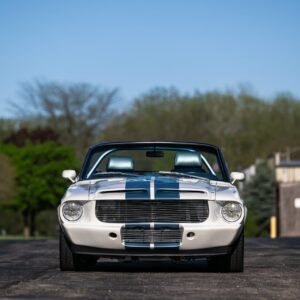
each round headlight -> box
[62,202,83,221]
[221,202,242,222]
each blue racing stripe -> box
[124,242,151,249]
[123,224,151,249]
[123,224,181,250]
[154,224,180,230]
[154,176,180,199]
[154,223,181,249]
[125,177,151,200]
[153,242,180,249]
[124,224,151,230]
[124,176,180,250]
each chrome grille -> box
[121,227,182,243]
[95,200,209,223]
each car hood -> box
[62,175,240,203]
[89,175,216,201]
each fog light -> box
[186,232,195,240]
[109,232,117,239]
[187,232,195,238]
[221,202,242,222]
[62,202,83,221]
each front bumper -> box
[61,222,243,251]
[59,200,245,254]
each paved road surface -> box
[0,238,299,299]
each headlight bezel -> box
[221,201,243,223]
[62,201,83,221]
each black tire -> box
[208,230,244,273]
[59,228,98,271]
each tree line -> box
[0,80,299,237]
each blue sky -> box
[0,0,300,116]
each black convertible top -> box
[81,141,230,182]
[89,141,222,153]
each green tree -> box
[242,161,276,236]
[102,87,300,170]
[1,143,78,238]
[0,153,16,203]
[244,210,259,237]
[0,118,16,143]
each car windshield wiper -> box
[92,171,139,177]
[158,171,209,181]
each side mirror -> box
[230,172,245,184]
[62,170,77,183]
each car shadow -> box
[83,259,217,273]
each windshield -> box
[81,144,227,181]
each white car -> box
[58,141,246,272]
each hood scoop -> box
[157,188,206,194]
[99,188,148,194]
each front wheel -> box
[208,230,244,272]
[59,228,98,271]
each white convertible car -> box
[58,141,246,272]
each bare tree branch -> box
[11,80,119,157]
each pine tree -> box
[242,160,276,236]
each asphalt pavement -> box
[0,238,299,299]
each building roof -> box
[277,160,300,167]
